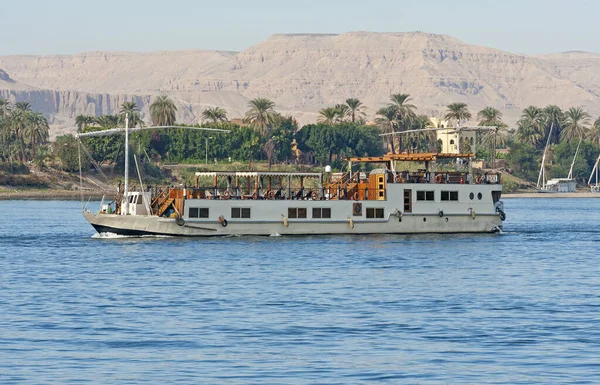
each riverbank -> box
[0,189,105,200]
[503,192,600,198]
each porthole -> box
[423,217,427,222]
[477,192,483,200]
[445,218,449,222]
[469,192,474,200]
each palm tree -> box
[589,117,600,148]
[24,111,49,159]
[244,98,277,135]
[477,107,507,168]
[411,115,436,152]
[477,107,502,126]
[14,101,32,112]
[150,95,177,126]
[389,94,417,152]
[0,97,11,117]
[201,107,228,124]
[376,105,399,154]
[75,114,95,132]
[517,106,545,147]
[561,106,591,142]
[262,138,276,169]
[318,107,339,125]
[445,102,472,127]
[94,114,120,128]
[334,104,349,122]
[9,107,29,161]
[543,105,564,144]
[345,98,365,123]
[119,101,144,128]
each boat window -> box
[312,208,331,219]
[441,191,459,201]
[288,208,307,219]
[478,193,483,200]
[366,208,384,219]
[189,207,209,218]
[469,192,474,200]
[403,189,412,213]
[416,190,435,201]
[232,207,251,218]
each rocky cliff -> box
[1,32,599,137]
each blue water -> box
[1,199,600,384]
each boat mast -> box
[537,122,554,189]
[567,136,582,180]
[588,154,600,186]
[124,113,129,215]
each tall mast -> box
[588,155,600,186]
[567,137,582,180]
[537,122,554,189]
[124,113,129,215]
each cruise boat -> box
[77,123,505,236]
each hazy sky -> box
[1,0,597,56]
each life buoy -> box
[218,216,228,227]
[394,174,402,183]
[460,177,464,184]
[475,175,481,184]
[311,191,318,200]
[223,190,231,200]
[283,216,289,227]
[435,174,442,184]
[267,190,274,199]
[353,192,359,201]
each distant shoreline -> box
[503,192,600,198]
[0,189,106,201]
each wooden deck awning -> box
[349,152,475,163]
[195,171,322,178]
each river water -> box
[0,198,599,384]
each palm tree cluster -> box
[0,99,50,163]
[317,98,367,125]
[516,105,598,149]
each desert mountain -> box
[1,31,599,137]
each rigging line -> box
[77,140,110,184]
[133,152,152,215]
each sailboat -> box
[588,154,600,193]
[537,124,578,193]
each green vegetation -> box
[0,99,50,164]
[509,104,600,184]
[2,94,600,189]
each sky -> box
[1,0,598,56]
